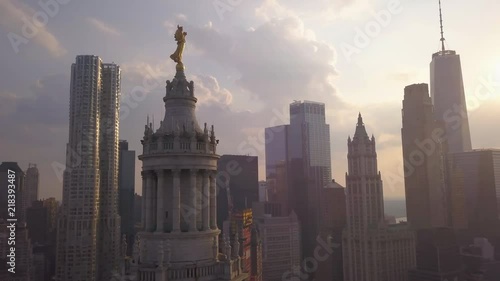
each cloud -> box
[86,17,121,36]
[0,74,69,145]
[184,16,341,109]
[0,0,66,57]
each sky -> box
[0,0,499,200]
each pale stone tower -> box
[130,47,248,281]
[342,114,415,281]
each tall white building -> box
[128,53,248,281]
[56,55,121,281]
[342,114,415,281]
[25,163,39,208]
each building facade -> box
[402,84,448,229]
[447,149,500,238]
[56,55,121,281]
[254,212,301,281]
[342,114,416,281]
[129,53,248,280]
[408,227,465,281]
[217,155,259,228]
[119,140,136,254]
[430,50,472,154]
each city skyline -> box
[1,0,500,201]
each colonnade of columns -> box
[141,169,217,233]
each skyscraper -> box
[402,84,448,229]
[130,27,248,280]
[429,0,472,154]
[447,149,500,238]
[265,101,332,258]
[118,140,136,255]
[56,55,121,281]
[25,163,39,208]
[342,114,415,281]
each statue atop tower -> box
[170,25,187,71]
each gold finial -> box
[170,25,187,70]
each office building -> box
[316,180,346,281]
[342,114,416,281]
[25,164,39,208]
[253,211,301,281]
[265,101,332,258]
[429,1,472,154]
[447,149,500,238]
[217,155,259,228]
[119,140,136,254]
[56,55,121,281]
[402,84,448,229]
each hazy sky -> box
[1,0,499,200]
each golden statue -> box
[170,25,187,69]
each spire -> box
[439,0,446,52]
[353,113,369,140]
[357,112,363,126]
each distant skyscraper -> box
[25,163,39,208]
[118,140,136,255]
[131,38,248,280]
[342,114,415,281]
[56,55,121,281]
[265,101,332,258]
[402,84,448,229]
[429,1,472,154]
[408,227,465,281]
[0,162,26,223]
[447,149,500,238]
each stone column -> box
[189,169,198,231]
[202,170,210,230]
[145,171,154,232]
[172,169,181,232]
[141,171,147,229]
[156,169,165,233]
[209,171,217,229]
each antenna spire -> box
[439,0,446,52]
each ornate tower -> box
[342,114,415,281]
[346,113,385,234]
[131,26,248,281]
